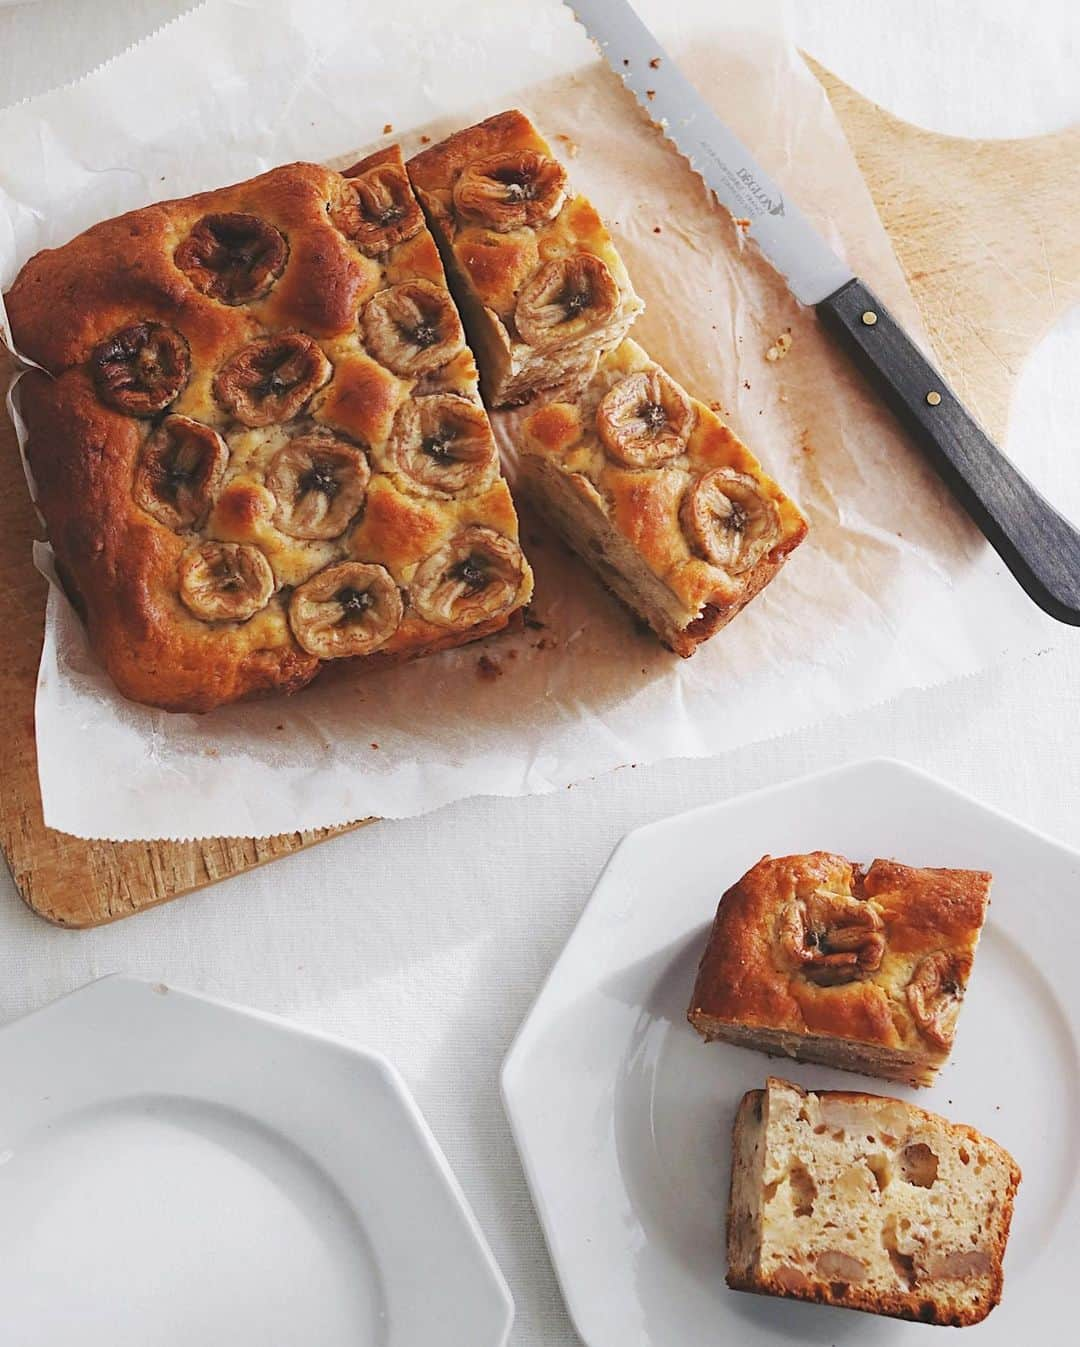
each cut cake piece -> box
[408,109,643,407]
[727,1077,1021,1326]
[688,852,990,1086]
[519,338,808,655]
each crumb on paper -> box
[652,225,662,234]
[477,654,503,681]
[383,122,393,135]
[765,331,794,362]
[734,217,751,230]
[646,89,656,100]
[555,133,580,158]
[370,742,380,750]
[649,56,661,69]
[622,57,630,67]
[743,379,751,390]
[419,133,431,144]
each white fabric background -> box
[0,2,1077,1342]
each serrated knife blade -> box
[564,0,1080,626]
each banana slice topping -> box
[330,163,423,256]
[906,951,968,1048]
[133,414,228,530]
[361,280,465,377]
[214,331,332,427]
[596,368,694,468]
[452,150,567,232]
[681,467,780,574]
[289,561,403,658]
[384,394,497,497]
[175,212,288,305]
[178,541,274,622]
[514,254,619,349]
[267,430,370,540]
[410,526,527,629]
[91,322,191,417]
[778,887,886,986]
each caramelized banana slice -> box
[514,254,619,349]
[133,415,228,530]
[289,561,403,658]
[214,332,331,427]
[681,468,781,573]
[410,526,527,629]
[330,163,423,256]
[778,888,886,986]
[267,430,370,540]
[361,280,465,376]
[452,150,567,232]
[178,541,273,622]
[91,322,191,417]
[384,395,498,497]
[596,368,694,468]
[174,213,288,304]
[907,951,968,1048]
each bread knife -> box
[565,0,1080,625]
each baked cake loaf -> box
[407,109,643,407]
[688,852,990,1085]
[519,339,808,655]
[727,1077,1020,1326]
[6,147,531,711]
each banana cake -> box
[727,1077,1020,1325]
[407,109,643,407]
[688,852,990,1085]
[519,339,808,655]
[5,146,531,711]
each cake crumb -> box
[477,654,503,681]
[555,133,580,158]
[370,742,379,750]
[419,133,431,144]
[734,217,752,230]
[743,379,751,390]
[765,332,794,362]
[646,89,656,100]
[652,225,662,234]
[382,122,393,135]
[649,56,662,69]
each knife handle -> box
[817,277,1080,626]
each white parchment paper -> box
[0,0,1052,840]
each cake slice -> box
[727,1077,1020,1326]
[408,109,643,407]
[519,339,808,655]
[688,852,990,1085]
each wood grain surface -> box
[1,62,1076,927]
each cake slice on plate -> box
[727,1077,1020,1326]
[688,851,990,1085]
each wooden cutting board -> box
[1,63,1076,927]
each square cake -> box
[407,109,643,407]
[519,339,808,655]
[6,147,531,711]
[688,852,990,1085]
[727,1077,1021,1326]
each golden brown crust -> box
[7,151,531,711]
[521,339,808,654]
[688,853,991,1081]
[408,110,643,407]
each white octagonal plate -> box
[0,975,512,1347]
[502,758,1079,1346]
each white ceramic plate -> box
[0,976,512,1347]
[502,758,1079,1345]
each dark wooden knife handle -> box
[817,277,1080,626]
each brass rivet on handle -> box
[861,310,878,326]
[926,390,942,406]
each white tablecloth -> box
[1,2,1077,1342]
